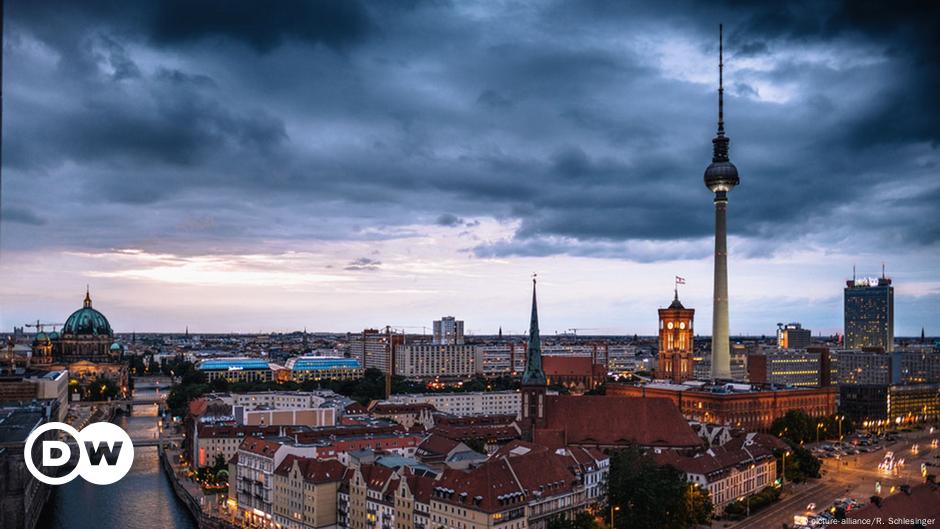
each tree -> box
[548,512,602,529]
[608,446,712,529]
[771,410,856,444]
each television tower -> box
[704,25,739,380]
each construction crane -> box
[25,320,65,333]
[566,328,600,336]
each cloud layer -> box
[1,0,937,334]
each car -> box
[806,503,817,511]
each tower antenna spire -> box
[718,23,724,136]
[710,24,730,164]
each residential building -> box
[655,432,780,509]
[433,317,465,345]
[272,456,346,529]
[368,403,436,430]
[0,400,60,529]
[386,392,521,418]
[395,344,478,379]
[476,343,525,377]
[348,329,401,374]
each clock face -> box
[679,322,686,330]
[667,322,674,330]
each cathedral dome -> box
[62,290,113,337]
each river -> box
[34,403,197,529]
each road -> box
[728,428,939,529]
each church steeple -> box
[522,276,546,386]
[83,286,92,308]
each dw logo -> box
[24,422,135,485]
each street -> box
[726,427,939,529]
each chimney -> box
[870,496,882,507]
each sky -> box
[1,0,938,336]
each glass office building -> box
[844,276,894,351]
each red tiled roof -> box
[432,423,521,443]
[840,482,940,529]
[417,433,462,457]
[358,464,396,492]
[238,436,283,457]
[345,402,369,414]
[653,438,773,479]
[435,457,525,513]
[433,447,579,513]
[197,424,280,438]
[275,455,345,483]
[538,395,702,449]
[188,398,208,417]
[406,473,436,504]
[543,356,601,376]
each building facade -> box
[288,357,364,382]
[844,276,894,351]
[747,348,833,387]
[386,392,521,418]
[609,382,838,432]
[197,358,274,383]
[432,317,465,345]
[776,323,811,350]
[394,344,477,379]
[657,292,695,383]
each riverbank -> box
[160,446,239,529]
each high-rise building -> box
[777,322,811,349]
[657,290,695,383]
[432,316,464,345]
[844,273,894,352]
[347,328,400,373]
[704,26,739,380]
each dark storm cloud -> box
[345,257,381,272]
[1,0,938,262]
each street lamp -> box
[782,451,791,487]
[838,415,845,443]
[738,496,750,518]
[817,422,824,444]
[610,505,620,529]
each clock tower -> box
[658,289,695,383]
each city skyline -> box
[2,2,938,335]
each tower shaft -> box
[710,193,731,379]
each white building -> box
[475,343,526,377]
[395,344,478,379]
[432,317,464,345]
[386,391,521,418]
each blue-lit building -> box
[196,358,273,383]
[286,356,363,381]
[844,275,894,352]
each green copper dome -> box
[62,290,113,337]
